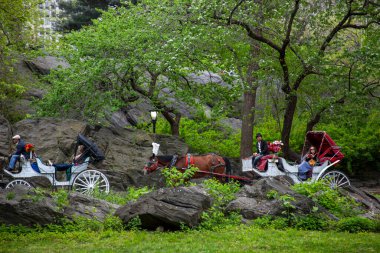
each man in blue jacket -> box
[7,135,27,171]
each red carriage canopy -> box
[301,131,344,163]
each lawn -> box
[1,226,379,253]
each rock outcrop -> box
[226,177,336,220]
[0,186,118,226]
[2,118,188,191]
[115,186,212,230]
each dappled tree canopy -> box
[38,0,379,171]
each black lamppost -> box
[150,110,158,134]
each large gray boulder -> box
[63,192,119,221]
[24,56,69,75]
[226,177,335,220]
[6,118,188,190]
[0,186,118,226]
[115,186,212,230]
[0,186,63,226]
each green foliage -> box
[161,166,199,187]
[177,118,240,157]
[93,187,152,205]
[253,215,329,231]
[51,189,70,211]
[336,217,380,233]
[27,187,47,203]
[198,179,242,230]
[6,192,15,201]
[292,181,362,218]
[198,207,241,231]
[202,178,240,208]
[293,215,329,231]
[125,216,142,231]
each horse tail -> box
[222,157,232,176]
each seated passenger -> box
[252,133,269,169]
[49,145,85,167]
[48,145,86,180]
[298,146,319,180]
[6,135,28,172]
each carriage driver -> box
[7,135,28,172]
[253,133,269,169]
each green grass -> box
[1,226,379,253]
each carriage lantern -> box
[150,110,158,134]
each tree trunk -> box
[240,39,260,158]
[281,94,300,161]
[162,111,181,136]
[240,90,257,158]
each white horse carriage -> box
[242,131,351,188]
[2,134,110,194]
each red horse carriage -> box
[144,131,350,188]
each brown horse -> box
[143,153,232,179]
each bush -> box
[162,166,198,187]
[202,178,240,208]
[336,217,379,233]
[198,179,242,231]
[93,187,152,205]
[291,181,361,218]
[294,215,329,231]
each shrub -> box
[336,217,379,233]
[161,166,198,187]
[294,215,329,231]
[51,189,69,211]
[291,181,361,218]
[93,187,152,205]
[125,216,142,231]
[198,179,242,230]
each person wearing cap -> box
[7,135,27,171]
[253,133,269,169]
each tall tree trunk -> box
[240,40,260,158]
[240,90,257,158]
[281,94,300,161]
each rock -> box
[24,56,69,75]
[0,187,118,226]
[0,186,64,226]
[0,115,12,156]
[63,192,119,221]
[6,118,188,190]
[340,186,380,219]
[227,177,336,220]
[115,186,212,230]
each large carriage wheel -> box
[321,170,350,189]
[72,170,110,195]
[6,179,33,189]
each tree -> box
[185,0,380,159]
[40,3,214,135]
[0,0,41,118]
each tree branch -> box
[228,0,246,25]
[214,13,282,52]
[282,0,300,51]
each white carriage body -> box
[3,134,110,193]
[242,156,345,186]
[3,157,90,187]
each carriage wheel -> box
[321,170,350,189]
[72,170,110,195]
[6,179,33,189]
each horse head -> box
[143,154,159,174]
